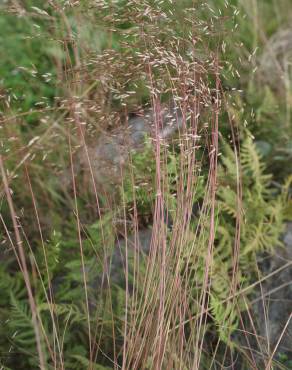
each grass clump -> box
[0,1,291,369]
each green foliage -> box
[0,215,123,368]
[0,0,291,368]
[208,132,287,348]
[121,138,156,215]
[70,355,112,370]
[176,131,287,349]
[218,133,285,258]
[119,127,288,355]
[0,130,289,369]
[210,291,239,345]
[0,12,56,120]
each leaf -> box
[71,355,112,369]
[31,7,49,16]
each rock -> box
[105,228,152,287]
[61,104,183,195]
[259,28,292,94]
[253,222,292,363]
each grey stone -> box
[61,104,183,195]
[253,222,292,362]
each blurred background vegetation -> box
[0,0,291,369]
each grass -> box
[0,1,291,369]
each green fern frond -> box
[38,303,87,324]
[71,354,112,369]
[210,293,239,345]
[9,294,36,347]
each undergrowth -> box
[0,1,291,369]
